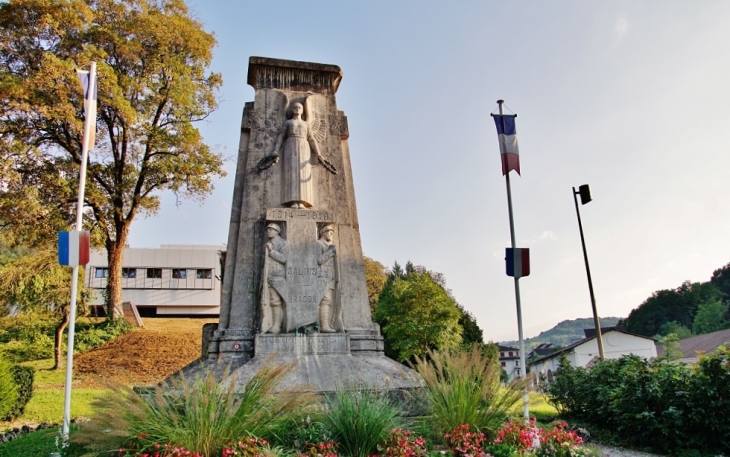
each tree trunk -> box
[106,225,131,320]
[53,310,70,370]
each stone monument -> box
[192,57,422,395]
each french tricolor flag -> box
[76,68,97,151]
[492,114,520,175]
[506,248,530,279]
[58,231,90,267]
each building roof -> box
[528,343,557,357]
[498,345,519,352]
[583,326,626,338]
[657,328,730,359]
[528,328,654,366]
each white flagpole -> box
[498,100,529,421]
[62,61,96,441]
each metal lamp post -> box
[572,184,605,359]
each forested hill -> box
[499,317,621,351]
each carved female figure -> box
[270,102,322,208]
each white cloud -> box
[614,17,628,39]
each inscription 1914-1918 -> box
[266,208,334,222]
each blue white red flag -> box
[76,69,97,151]
[58,231,90,267]
[506,248,530,278]
[492,114,520,175]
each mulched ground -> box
[73,318,218,387]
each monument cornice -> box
[247,56,343,93]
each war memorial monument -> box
[188,57,422,396]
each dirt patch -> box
[73,317,218,387]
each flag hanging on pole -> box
[505,247,530,279]
[58,231,90,267]
[76,69,97,151]
[492,114,520,175]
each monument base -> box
[173,330,426,415]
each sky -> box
[126,1,730,343]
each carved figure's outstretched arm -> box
[257,125,285,171]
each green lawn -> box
[510,391,559,421]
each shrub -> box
[547,350,730,454]
[0,311,56,362]
[378,428,428,457]
[444,424,487,457]
[73,317,132,353]
[3,364,35,420]
[493,418,539,453]
[73,362,318,457]
[322,386,404,457]
[0,358,19,419]
[414,345,527,440]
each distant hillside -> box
[499,317,622,351]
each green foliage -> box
[457,303,484,346]
[0,0,225,317]
[625,280,722,337]
[0,427,85,457]
[547,350,730,454]
[692,299,729,334]
[3,364,35,420]
[73,363,318,457]
[413,345,527,441]
[658,333,684,361]
[658,320,693,339]
[73,317,131,353]
[501,317,621,351]
[363,256,388,315]
[322,386,404,457]
[375,262,463,362]
[0,358,18,419]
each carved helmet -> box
[266,223,281,234]
[320,223,335,235]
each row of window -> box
[94,267,213,280]
[500,360,520,367]
[499,351,518,358]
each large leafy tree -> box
[0,0,225,318]
[363,256,388,315]
[374,262,462,362]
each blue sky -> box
[127,2,730,342]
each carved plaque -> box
[265,208,336,331]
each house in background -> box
[528,342,558,360]
[498,344,522,382]
[529,327,657,385]
[657,328,730,364]
[85,244,225,317]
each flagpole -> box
[62,61,96,441]
[498,100,529,421]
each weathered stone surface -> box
[173,56,423,401]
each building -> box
[85,244,225,317]
[656,328,730,364]
[498,344,522,382]
[529,327,657,386]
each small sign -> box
[506,248,530,279]
[58,231,90,267]
[233,343,241,350]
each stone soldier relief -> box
[179,57,422,400]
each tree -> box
[374,262,462,362]
[0,249,91,369]
[0,0,225,318]
[710,262,730,301]
[658,320,693,339]
[363,256,388,315]
[456,303,484,347]
[693,299,729,335]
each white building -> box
[498,344,522,382]
[529,327,657,385]
[85,244,225,317]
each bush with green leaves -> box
[73,362,318,457]
[547,348,730,454]
[73,317,131,353]
[414,345,527,441]
[322,386,404,457]
[3,364,35,420]
[0,358,19,419]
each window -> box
[500,352,504,358]
[508,351,513,357]
[515,360,520,366]
[172,269,187,279]
[501,361,506,367]
[95,267,109,278]
[196,269,212,279]
[146,268,162,279]
[122,268,136,278]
